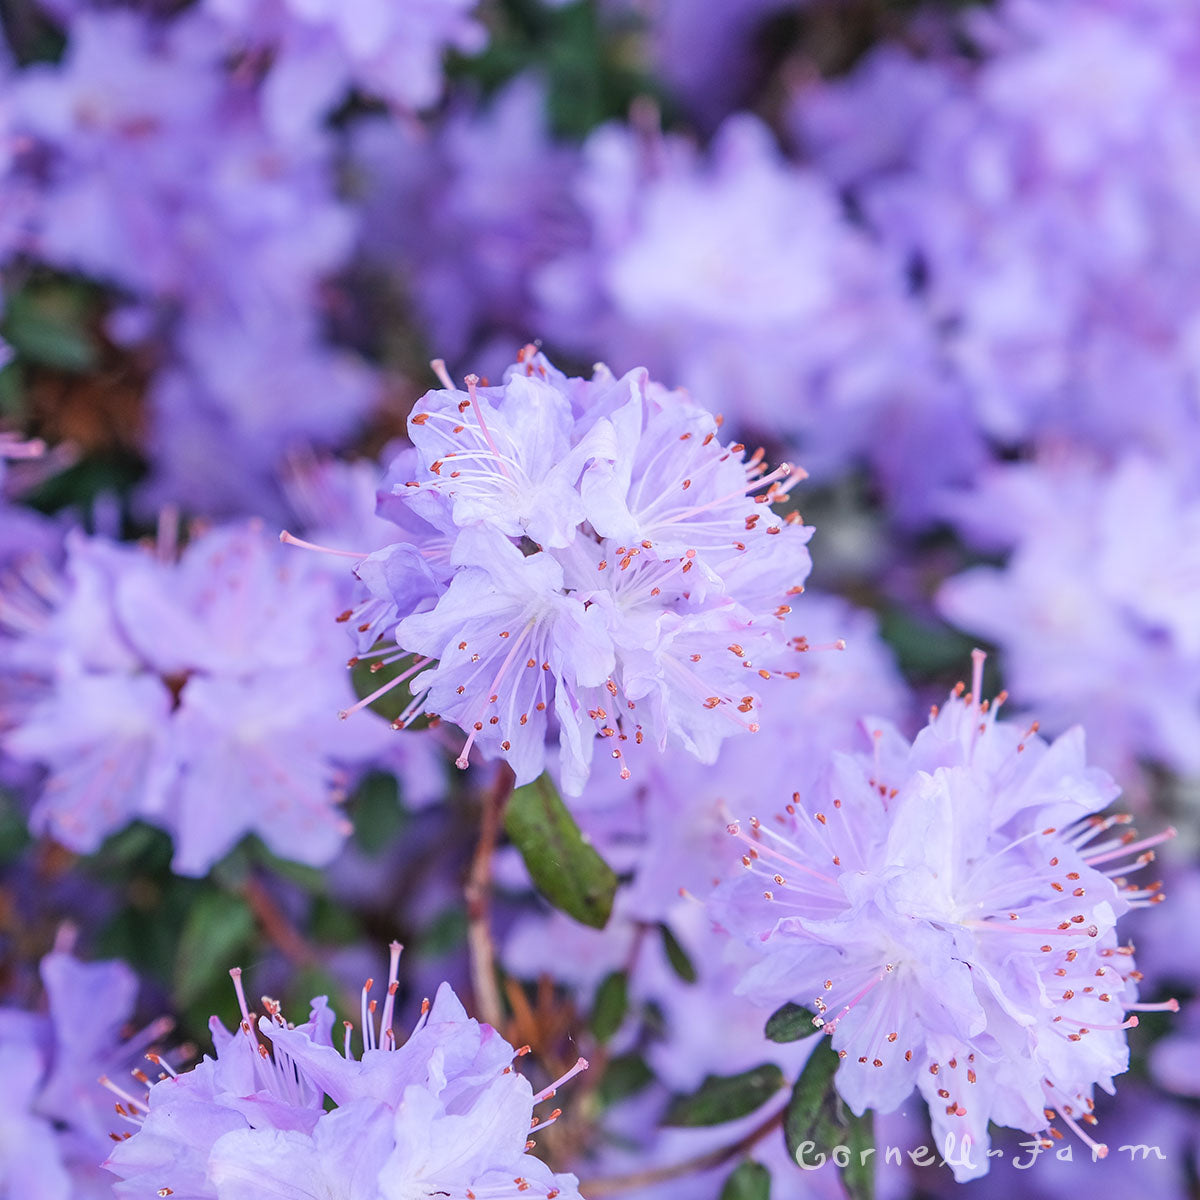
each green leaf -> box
[782,1045,876,1200]
[877,606,981,682]
[348,657,415,725]
[841,1109,876,1200]
[783,1042,840,1161]
[765,1001,818,1043]
[719,1161,771,1200]
[349,771,408,854]
[93,821,175,873]
[420,905,468,955]
[0,789,32,864]
[589,970,628,1043]
[597,1052,654,1107]
[662,1064,784,1128]
[504,772,617,929]
[658,922,697,984]
[3,284,98,372]
[174,890,257,1007]
[309,896,359,945]
[246,838,325,891]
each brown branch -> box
[578,1107,785,1197]
[242,874,319,968]
[465,763,514,1029]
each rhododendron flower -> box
[710,652,1176,1180]
[295,347,814,794]
[937,452,1200,782]
[104,944,586,1200]
[0,944,169,1200]
[1,520,429,874]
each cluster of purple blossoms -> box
[792,0,1200,460]
[937,452,1200,784]
[0,519,422,874]
[351,74,586,377]
[622,0,810,132]
[104,944,586,1200]
[200,0,487,137]
[3,6,378,517]
[322,347,814,793]
[0,944,168,1199]
[710,653,1176,1179]
[500,594,908,1143]
[503,592,909,946]
[533,114,979,517]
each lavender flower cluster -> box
[0,1,1195,1198]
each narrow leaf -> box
[174,890,256,1007]
[841,1110,876,1200]
[719,1160,770,1200]
[783,1041,840,1161]
[504,773,618,929]
[663,1064,784,1128]
[765,1001,818,1043]
[590,970,628,1042]
[597,1053,654,1107]
[658,922,698,984]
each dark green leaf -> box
[0,362,23,419]
[658,921,697,984]
[0,789,31,864]
[590,970,628,1042]
[350,771,408,854]
[878,607,982,682]
[719,1161,770,1200]
[309,895,359,944]
[765,1001,818,1043]
[3,284,98,371]
[663,1064,784,1128]
[420,905,468,955]
[504,772,617,929]
[783,1042,840,1161]
[349,657,416,725]
[94,821,175,873]
[841,1109,876,1200]
[597,1052,654,1107]
[783,1045,875,1200]
[174,890,257,1007]
[248,842,324,891]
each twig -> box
[578,1106,785,1197]
[465,763,514,1029]
[242,874,319,968]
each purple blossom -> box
[200,0,486,136]
[709,652,1176,1179]
[318,349,814,794]
[4,7,379,518]
[0,434,46,499]
[104,945,585,1200]
[630,0,806,131]
[0,520,419,874]
[937,452,1200,783]
[0,944,165,1200]
[502,591,909,927]
[351,74,586,373]
[533,114,979,516]
[791,0,1200,458]
[502,593,908,1102]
